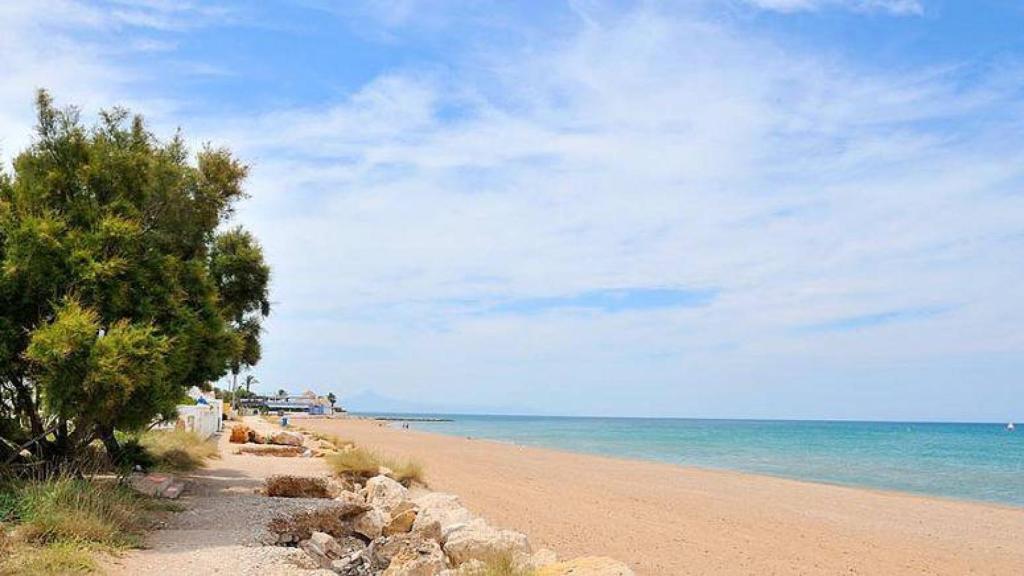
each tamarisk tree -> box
[0,91,270,462]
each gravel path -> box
[102,417,338,576]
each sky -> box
[1,0,1023,421]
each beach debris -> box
[353,507,390,539]
[366,474,410,512]
[442,518,531,567]
[271,430,306,446]
[534,556,635,576]
[130,472,186,499]
[265,475,332,498]
[384,501,418,536]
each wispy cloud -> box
[2,1,1022,418]
[744,0,924,15]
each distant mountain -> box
[339,389,534,416]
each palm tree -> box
[277,388,287,398]
[327,392,337,412]
[243,374,258,395]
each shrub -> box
[138,429,219,472]
[264,476,330,499]
[0,541,96,576]
[326,447,424,486]
[7,477,145,547]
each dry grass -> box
[11,477,146,547]
[237,445,304,457]
[326,446,424,486]
[306,431,354,451]
[139,429,219,472]
[264,475,330,499]
[0,540,97,576]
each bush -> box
[138,429,219,472]
[326,447,424,486]
[464,553,535,576]
[5,477,146,547]
[264,476,330,498]
[0,541,96,576]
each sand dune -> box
[298,416,1024,576]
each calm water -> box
[361,414,1024,506]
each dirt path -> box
[102,417,337,576]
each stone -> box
[442,519,531,566]
[299,538,331,569]
[353,508,389,540]
[412,520,443,544]
[334,490,366,507]
[534,557,635,576]
[412,493,476,538]
[384,507,417,536]
[438,559,485,576]
[372,534,447,576]
[309,531,344,558]
[365,475,409,512]
[331,551,374,576]
[270,430,305,446]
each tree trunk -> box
[98,425,122,464]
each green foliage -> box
[1,477,145,547]
[0,91,271,463]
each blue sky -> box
[1,1,1023,421]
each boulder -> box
[372,534,448,576]
[412,519,443,543]
[412,493,476,538]
[534,557,635,576]
[353,508,389,540]
[442,519,531,566]
[384,506,418,536]
[270,430,305,446]
[365,475,409,512]
[300,531,342,568]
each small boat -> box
[1008,422,1015,432]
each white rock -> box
[412,493,477,538]
[365,475,409,512]
[379,535,447,576]
[352,508,389,540]
[443,519,531,566]
[270,430,304,446]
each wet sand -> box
[298,416,1024,576]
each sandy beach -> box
[297,416,1024,576]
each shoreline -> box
[298,415,1024,575]
[393,422,1024,511]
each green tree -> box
[243,374,258,395]
[327,392,337,410]
[0,92,270,463]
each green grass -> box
[138,429,219,472]
[0,540,97,576]
[325,446,424,486]
[0,475,167,575]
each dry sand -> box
[298,416,1024,576]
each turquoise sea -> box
[361,415,1024,507]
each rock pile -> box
[268,472,633,575]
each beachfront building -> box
[264,390,334,414]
